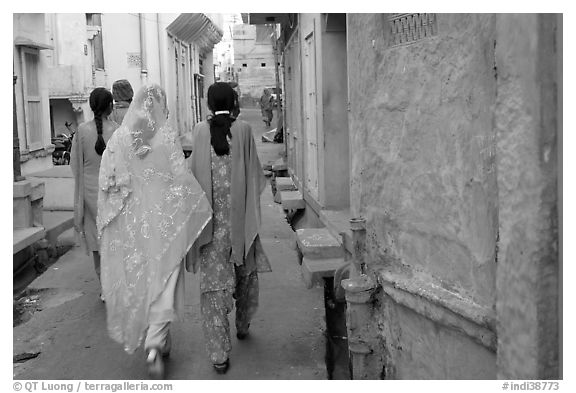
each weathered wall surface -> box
[375,291,497,379]
[347,13,499,378]
[321,30,349,209]
[233,24,276,101]
[349,13,498,306]
[494,14,560,380]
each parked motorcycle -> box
[51,121,75,165]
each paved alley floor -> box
[13,108,328,380]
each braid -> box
[94,112,106,155]
[209,114,232,156]
[89,87,113,156]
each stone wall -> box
[494,13,560,380]
[347,13,560,379]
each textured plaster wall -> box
[233,24,276,100]
[348,14,498,305]
[494,14,560,379]
[321,30,350,209]
[347,13,499,378]
[375,291,496,379]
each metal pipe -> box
[139,13,148,82]
[13,74,23,182]
[156,13,164,86]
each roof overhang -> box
[14,36,53,50]
[166,13,223,54]
[246,14,289,25]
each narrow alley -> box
[12,12,562,384]
[13,108,328,380]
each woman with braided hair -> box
[188,82,272,374]
[71,87,118,296]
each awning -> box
[14,36,53,50]
[166,14,223,54]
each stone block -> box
[13,180,32,198]
[43,211,74,246]
[13,227,46,254]
[296,228,344,259]
[280,190,305,210]
[301,257,347,289]
[272,158,287,172]
[276,177,297,191]
[13,196,33,229]
[29,170,74,210]
[29,180,45,202]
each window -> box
[21,48,44,150]
[261,63,266,67]
[242,63,247,67]
[86,13,104,70]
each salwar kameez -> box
[199,145,260,364]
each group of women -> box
[71,81,270,379]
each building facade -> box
[233,23,277,106]
[14,13,222,175]
[250,13,561,379]
[13,14,55,175]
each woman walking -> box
[97,84,212,379]
[71,87,118,294]
[188,82,272,374]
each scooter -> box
[51,121,75,165]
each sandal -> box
[146,348,165,379]
[213,359,230,374]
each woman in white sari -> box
[97,84,211,379]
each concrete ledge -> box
[13,181,32,198]
[13,227,46,254]
[43,211,74,246]
[319,209,353,254]
[27,166,74,211]
[276,177,297,191]
[281,190,305,210]
[29,180,45,202]
[302,257,347,289]
[376,267,497,351]
[295,228,344,259]
[272,158,287,172]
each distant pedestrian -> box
[259,88,274,127]
[71,87,118,297]
[188,82,272,374]
[97,84,212,379]
[109,79,134,125]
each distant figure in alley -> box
[96,84,212,379]
[109,79,134,125]
[259,88,274,127]
[188,82,272,374]
[71,87,118,298]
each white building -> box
[14,13,223,175]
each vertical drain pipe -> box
[139,13,148,84]
[341,217,377,379]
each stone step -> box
[43,211,74,247]
[301,257,347,289]
[295,228,344,260]
[13,227,46,254]
[276,176,297,191]
[27,166,74,211]
[272,158,287,172]
[280,190,305,210]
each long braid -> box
[89,87,113,156]
[94,111,106,155]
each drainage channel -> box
[282,197,352,380]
